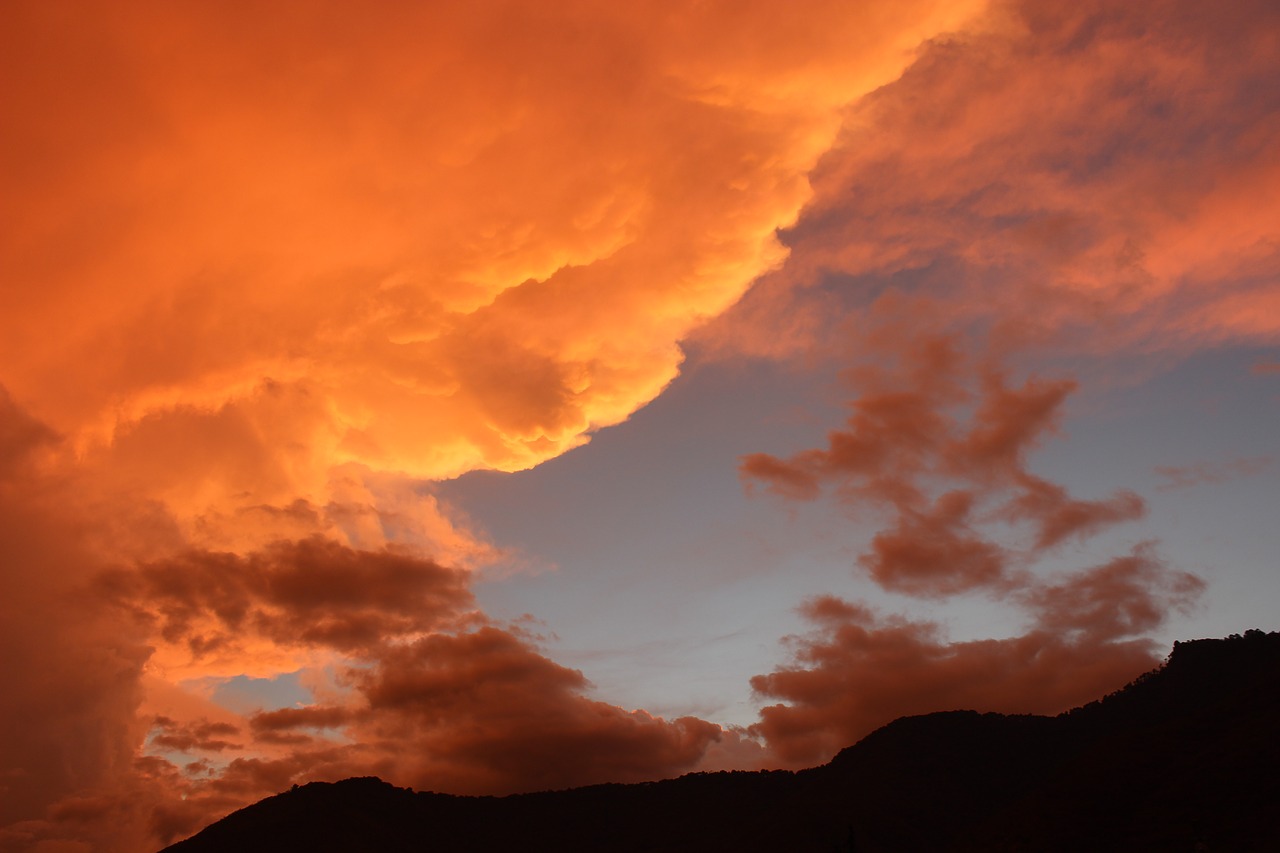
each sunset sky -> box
[2,1,1278,849]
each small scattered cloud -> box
[1154,457,1273,491]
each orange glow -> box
[2,0,987,525]
[2,2,993,849]
[5,0,1276,849]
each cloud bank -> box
[1,1,986,848]
[3,0,1276,848]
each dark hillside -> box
[163,631,1280,852]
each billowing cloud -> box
[119,619,730,843]
[4,3,999,847]
[99,539,728,794]
[700,0,1280,359]
[346,627,723,795]
[1,0,984,531]
[7,527,735,848]
[727,0,1277,767]
[0,396,154,852]
[3,0,1272,848]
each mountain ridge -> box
[162,631,1280,852]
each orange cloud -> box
[857,489,1012,597]
[100,538,476,676]
[0,522,747,851]
[742,328,1146,595]
[751,546,1202,764]
[1,0,986,532]
[34,530,736,847]
[347,627,724,795]
[1020,547,1206,643]
[0,396,154,852]
[1003,474,1146,550]
[149,717,243,754]
[132,628,728,843]
[4,5,1003,845]
[700,0,1280,360]
[1154,457,1273,492]
[724,0,1274,770]
[20,1,1273,849]
[737,307,1195,764]
[103,538,729,796]
[721,0,1272,769]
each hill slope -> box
[163,631,1280,852]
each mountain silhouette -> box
[161,630,1280,852]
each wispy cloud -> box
[1154,457,1273,492]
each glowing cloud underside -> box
[1,2,992,849]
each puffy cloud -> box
[91,540,730,833]
[3,4,1001,846]
[700,0,1280,359]
[0,0,985,530]
[734,297,1194,769]
[0,398,731,849]
[128,623,728,813]
[857,489,1013,596]
[8,0,1269,846]
[726,0,1273,768]
[1020,547,1205,642]
[0,529,739,851]
[751,546,1202,764]
[743,333,1078,508]
[943,373,1075,481]
[98,538,476,676]
[346,626,724,794]
[742,330,1146,595]
[726,0,1270,768]
[721,0,1269,763]
[738,323,1201,760]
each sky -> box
[1,0,1277,849]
